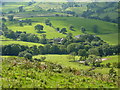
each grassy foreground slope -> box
[1,57,117,88]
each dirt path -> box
[101,58,108,61]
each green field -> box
[7,17,118,45]
[0,35,44,47]
[65,7,87,15]
[1,40,43,47]
[8,23,66,39]
[33,54,119,74]
[33,54,90,70]
[2,2,28,13]
[98,33,118,45]
[101,55,118,64]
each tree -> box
[44,44,51,54]
[2,44,22,56]
[93,25,98,33]
[50,45,60,54]
[34,24,44,33]
[2,23,8,31]
[26,19,32,25]
[27,34,39,43]
[78,49,88,60]
[40,34,47,44]
[67,52,76,61]
[56,27,60,31]
[24,53,32,59]
[2,18,6,22]
[45,19,52,26]
[81,26,86,33]
[69,25,74,30]
[28,22,32,25]
[7,15,14,21]
[19,22,23,27]
[88,48,100,56]
[86,55,101,66]
[19,33,27,41]
[5,30,17,39]
[18,51,28,57]
[38,46,45,54]
[40,56,46,61]
[106,63,111,68]
[67,43,79,53]
[66,33,72,39]
[60,28,67,34]
[109,68,117,79]
[19,6,24,12]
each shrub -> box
[24,53,32,59]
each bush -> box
[24,53,32,59]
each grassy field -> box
[33,54,119,74]
[33,54,90,70]
[101,55,118,64]
[65,7,87,15]
[92,55,119,74]
[98,33,118,45]
[8,16,118,45]
[2,2,28,13]
[1,40,44,47]
[8,23,66,39]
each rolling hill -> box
[7,16,118,45]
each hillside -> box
[82,2,118,23]
[1,56,118,88]
[1,1,119,89]
[2,2,118,22]
[7,17,118,45]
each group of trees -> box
[7,15,14,21]
[1,44,66,56]
[56,27,67,34]
[18,6,24,12]
[19,19,32,26]
[62,2,80,10]
[2,40,119,60]
[45,19,52,27]
[1,44,28,56]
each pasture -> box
[33,54,90,70]
[1,40,44,47]
[8,16,118,45]
[33,54,119,74]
